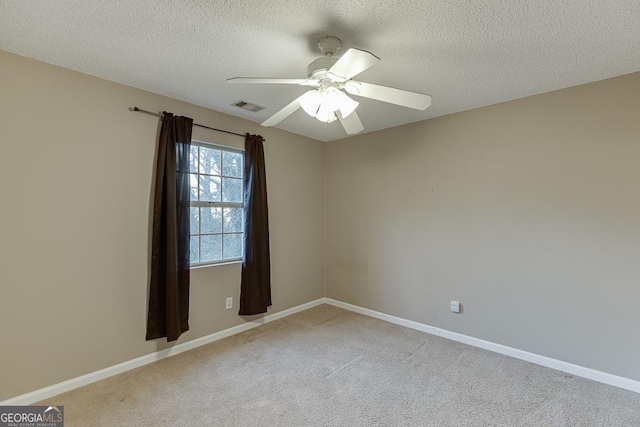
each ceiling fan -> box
[228,36,432,135]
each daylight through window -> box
[189,142,244,266]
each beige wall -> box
[0,50,325,401]
[326,72,640,381]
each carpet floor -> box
[39,304,640,426]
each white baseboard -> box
[1,298,326,406]
[5,296,638,405]
[324,298,640,394]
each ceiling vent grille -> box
[232,100,265,113]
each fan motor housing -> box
[307,56,339,80]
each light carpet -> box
[38,304,640,426]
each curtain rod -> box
[129,107,245,138]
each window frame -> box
[189,140,245,268]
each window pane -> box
[222,177,243,203]
[223,151,243,178]
[190,236,199,264]
[201,207,222,234]
[199,147,221,176]
[223,207,243,233]
[190,207,199,235]
[190,174,199,200]
[189,146,199,173]
[199,175,221,202]
[189,145,245,266]
[224,233,243,259]
[201,235,222,262]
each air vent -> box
[232,100,265,113]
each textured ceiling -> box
[1,1,639,142]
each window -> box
[189,141,244,266]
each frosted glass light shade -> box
[337,93,358,118]
[315,101,337,123]
[321,87,342,112]
[299,90,322,117]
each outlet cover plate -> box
[450,300,461,313]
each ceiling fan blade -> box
[344,81,432,110]
[261,92,311,127]
[337,110,364,135]
[227,77,317,86]
[328,48,380,81]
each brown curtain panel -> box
[146,112,193,342]
[239,134,272,315]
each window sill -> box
[190,259,242,270]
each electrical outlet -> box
[450,300,461,314]
[226,297,233,310]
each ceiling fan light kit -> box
[299,84,359,123]
[228,36,432,135]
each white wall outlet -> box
[225,297,233,310]
[450,300,461,314]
